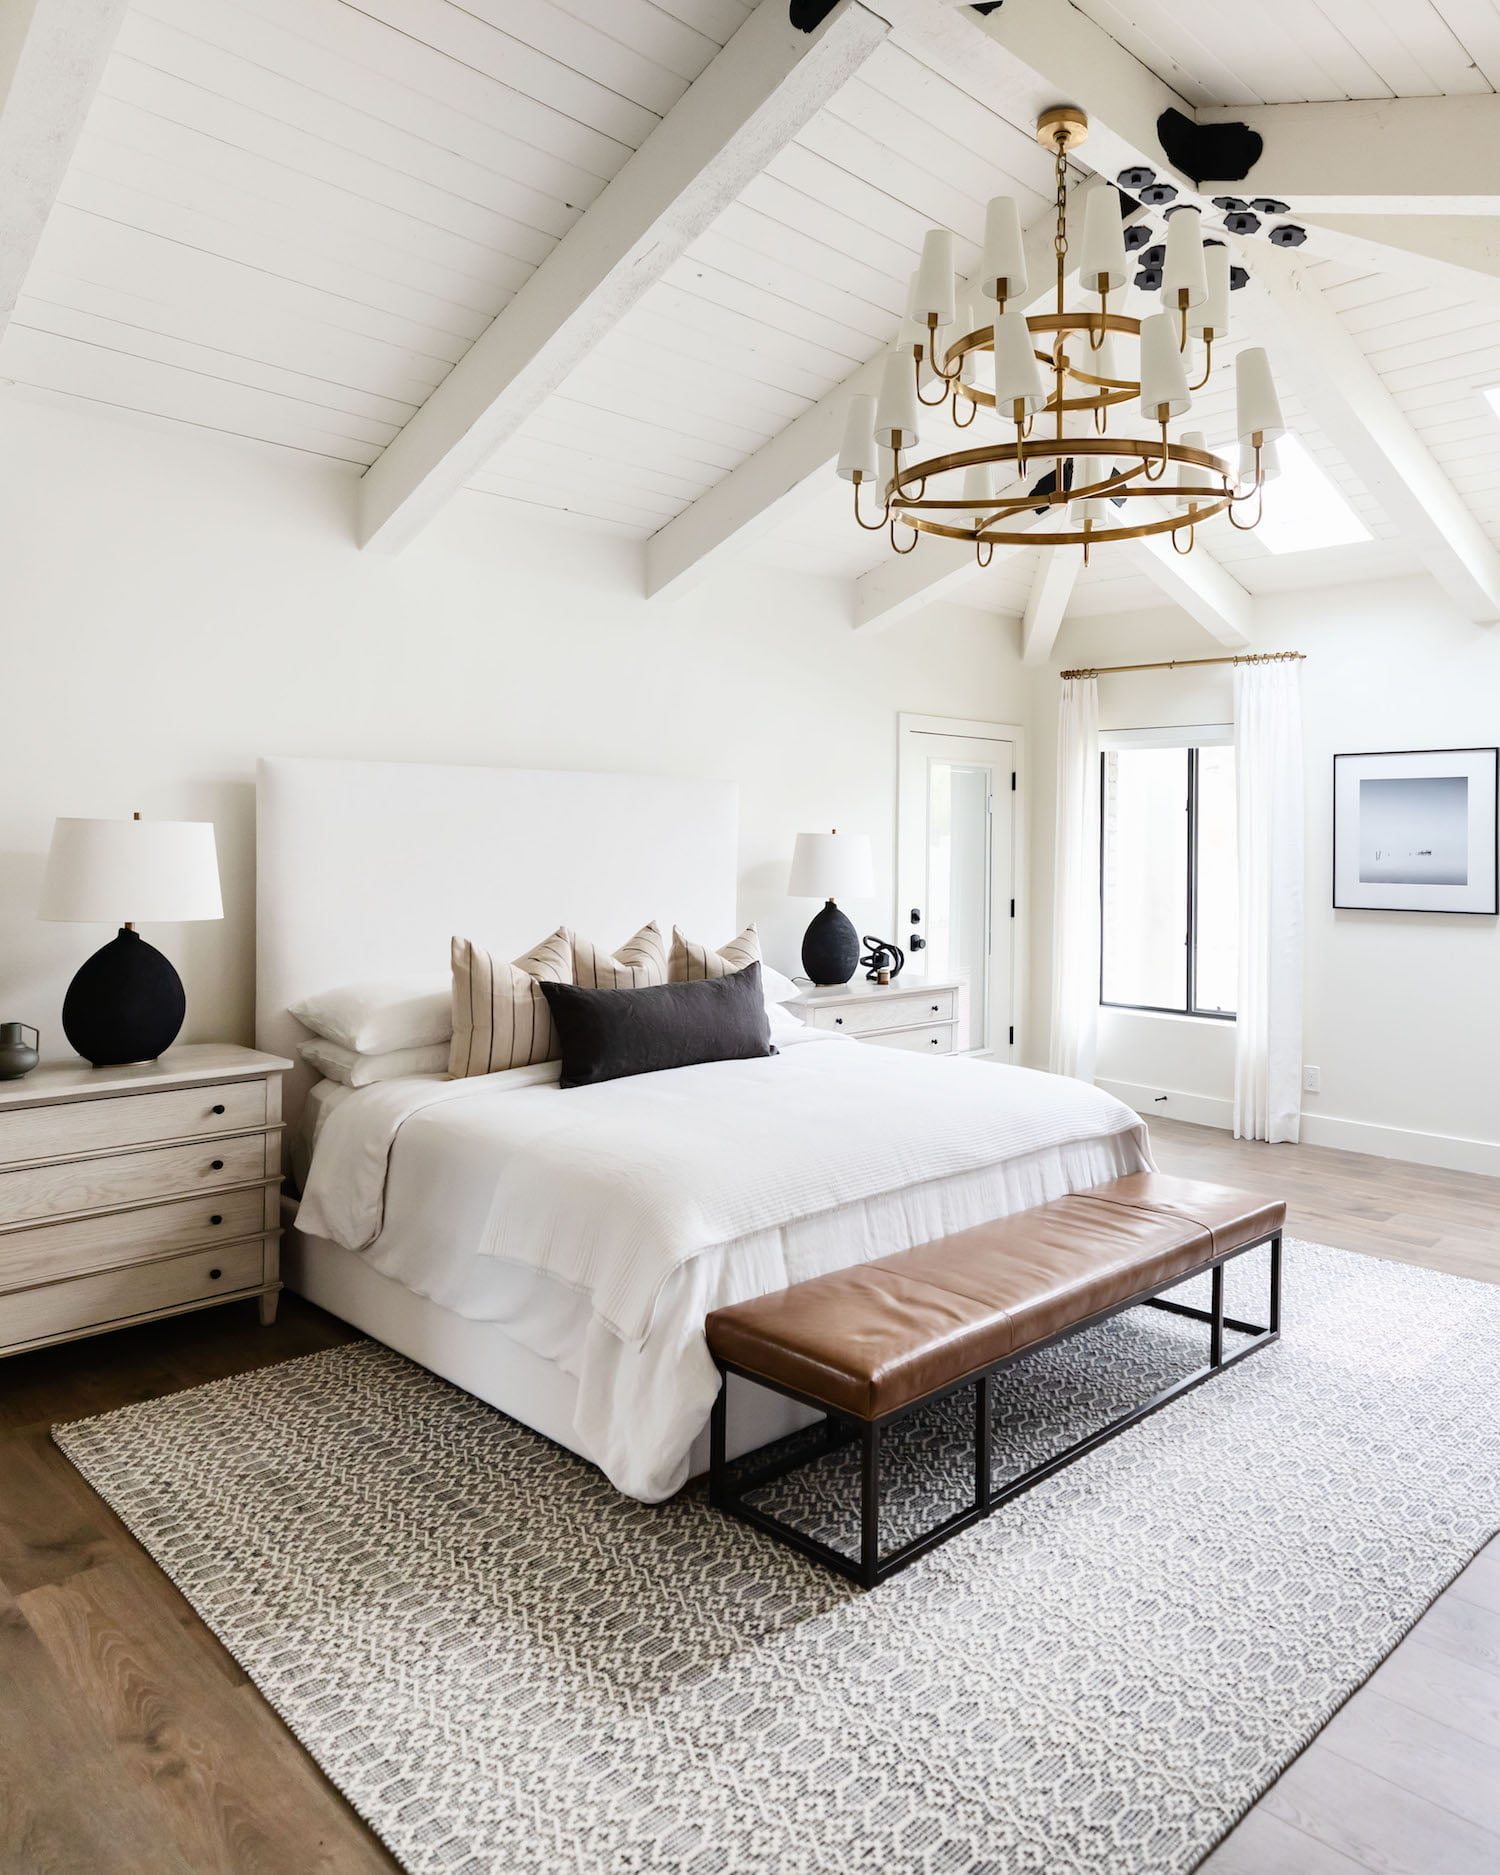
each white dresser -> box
[0,1044,291,1359]
[789,978,965,1054]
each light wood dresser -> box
[789,978,966,1054]
[0,1044,291,1360]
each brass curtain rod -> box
[1059,650,1306,680]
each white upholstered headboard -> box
[255,757,739,1129]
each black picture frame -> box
[1332,747,1499,915]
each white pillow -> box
[759,963,800,1007]
[290,975,451,1055]
[300,1038,450,1087]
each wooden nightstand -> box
[0,1044,291,1360]
[789,978,965,1054]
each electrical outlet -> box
[1302,1065,1321,1093]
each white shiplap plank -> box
[675,230,895,348]
[1433,0,1500,87]
[1309,0,1493,94]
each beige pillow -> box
[670,922,760,982]
[449,928,573,1078]
[571,921,668,990]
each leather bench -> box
[706,1173,1285,1587]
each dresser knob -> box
[211,1103,225,1116]
[930,1037,939,1046]
[210,1159,224,1171]
[834,1016,843,1026]
[208,1268,222,1281]
[209,1214,223,1226]
[931,1004,939,1013]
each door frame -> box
[897,713,1027,1062]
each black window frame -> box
[1098,745,1236,1022]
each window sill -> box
[1099,1005,1236,1027]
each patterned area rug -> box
[54,1240,1500,1875]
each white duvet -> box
[297,1031,1152,1498]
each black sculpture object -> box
[860,937,906,983]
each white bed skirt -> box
[284,1223,821,1483]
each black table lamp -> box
[788,829,874,986]
[38,813,223,1066]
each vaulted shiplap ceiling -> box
[5,0,1500,628]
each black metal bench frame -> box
[709,1229,1281,1589]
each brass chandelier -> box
[838,108,1286,565]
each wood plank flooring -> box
[0,1118,1496,1874]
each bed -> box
[259,756,1151,1502]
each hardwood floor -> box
[0,1120,1497,1874]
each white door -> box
[897,716,1019,1057]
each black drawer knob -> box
[931,1004,939,1013]
[209,1214,223,1226]
[211,1103,226,1115]
[208,1268,222,1281]
[210,1159,224,1171]
[930,1037,939,1046]
[834,1016,843,1026]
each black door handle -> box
[910,935,926,951]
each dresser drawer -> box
[0,1241,268,1351]
[0,1185,270,1292]
[862,1024,957,1056]
[809,989,958,1036]
[0,1078,268,1167]
[0,1132,271,1227]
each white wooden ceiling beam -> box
[355,0,890,553]
[1298,215,1500,307]
[1239,242,1500,624]
[852,528,1038,632]
[1197,97,1500,213]
[0,0,129,340]
[646,176,1135,604]
[1126,510,1253,647]
[1020,545,1082,664]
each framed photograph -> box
[1333,747,1498,914]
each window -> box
[1254,433,1370,556]
[1101,744,1237,1018]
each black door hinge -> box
[1011,771,1017,790]
[1009,898,1015,918]
[1008,1025,1015,1045]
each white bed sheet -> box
[297,1040,1152,1501]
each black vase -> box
[62,927,186,1066]
[801,899,861,986]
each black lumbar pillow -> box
[541,962,775,1089]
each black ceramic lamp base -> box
[801,899,861,986]
[62,927,186,1066]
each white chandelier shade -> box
[978,194,1028,304]
[1162,206,1209,310]
[842,107,1281,562]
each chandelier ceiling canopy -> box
[839,108,1285,566]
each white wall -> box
[1031,577,1500,1173]
[0,390,1029,1056]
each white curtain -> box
[1233,660,1304,1142]
[1048,675,1100,1081]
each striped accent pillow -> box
[449,928,574,1078]
[571,922,668,990]
[670,923,760,982]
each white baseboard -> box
[1299,1112,1500,1179]
[1097,1076,1500,1178]
[1095,1078,1234,1132]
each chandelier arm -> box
[914,355,950,407]
[890,514,920,554]
[925,320,964,383]
[851,473,889,531]
[953,392,978,429]
[1171,518,1196,555]
[1227,483,1265,530]
[975,539,994,568]
[1089,294,1107,351]
[1141,418,1170,482]
[1188,332,1214,393]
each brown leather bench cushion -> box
[705,1173,1285,1421]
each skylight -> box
[1482,384,1500,427]
[1251,432,1371,556]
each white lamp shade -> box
[1078,184,1129,295]
[1235,345,1285,443]
[962,461,996,503]
[1192,243,1231,339]
[39,818,223,924]
[1175,429,1214,511]
[837,393,879,482]
[991,303,1045,412]
[1161,206,1208,311]
[874,347,921,449]
[978,195,1028,304]
[1139,311,1192,420]
[912,228,956,327]
[1240,433,1281,483]
[788,831,875,902]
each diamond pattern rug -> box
[53,1240,1500,1875]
